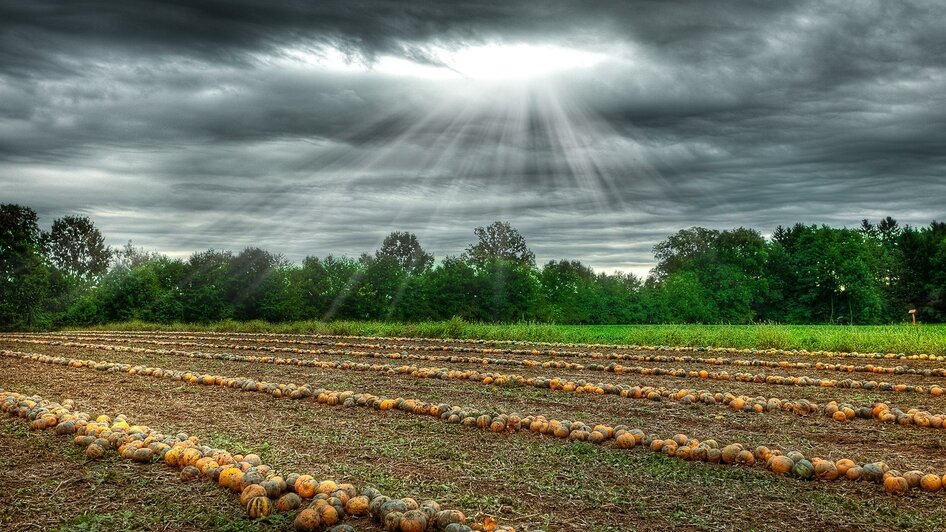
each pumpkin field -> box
[5,331,946,531]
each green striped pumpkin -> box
[246,496,272,519]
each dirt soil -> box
[3,332,946,531]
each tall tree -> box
[41,215,112,283]
[180,249,233,322]
[227,247,286,321]
[464,221,535,268]
[0,204,50,328]
[650,227,768,322]
[375,231,433,275]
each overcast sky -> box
[2,1,945,277]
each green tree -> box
[423,256,481,320]
[475,259,542,322]
[375,231,433,275]
[464,221,535,268]
[297,255,363,320]
[41,215,112,284]
[540,260,596,323]
[180,250,233,322]
[227,248,286,321]
[651,227,768,323]
[0,204,50,328]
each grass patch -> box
[74,319,946,356]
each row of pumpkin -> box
[1,348,944,497]
[17,331,942,364]
[14,334,946,383]
[5,341,946,434]
[0,389,508,532]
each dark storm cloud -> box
[2,1,946,276]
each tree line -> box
[2,203,944,329]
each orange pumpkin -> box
[736,450,755,466]
[814,461,839,481]
[319,504,339,526]
[399,510,428,532]
[615,433,636,449]
[218,467,242,489]
[835,459,855,475]
[241,484,268,506]
[317,480,337,495]
[294,508,321,532]
[295,475,317,498]
[883,476,909,495]
[721,444,742,464]
[769,456,794,474]
[846,466,863,481]
[921,474,942,492]
[276,493,302,511]
[345,495,370,516]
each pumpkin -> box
[195,457,219,474]
[444,524,474,532]
[295,475,317,498]
[721,444,742,464]
[131,447,153,463]
[317,480,338,495]
[329,526,355,532]
[381,499,409,518]
[241,484,268,506]
[286,473,301,490]
[218,467,242,488]
[883,476,909,495]
[86,443,105,460]
[615,433,636,449]
[736,450,755,466]
[294,508,322,532]
[181,448,202,467]
[835,459,855,475]
[241,469,267,490]
[436,510,467,529]
[402,497,419,511]
[920,474,942,492]
[179,465,200,482]
[812,461,838,481]
[769,456,794,474]
[784,450,804,463]
[370,495,392,518]
[419,500,441,519]
[246,496,272,519]
[227,470,245,492]
[862,463,884,483]
[320,504,340,527]
[903,470,923,489]
[164,446,184,467]
[400,509,428,532]
[845,466,863,481]
[243,453,262,466]
[792,459,814,480]
[277,493,303,511]
[326,496,346,517]
[346,495,370,516]
[384,511,403,531]
[262,478,285,499]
